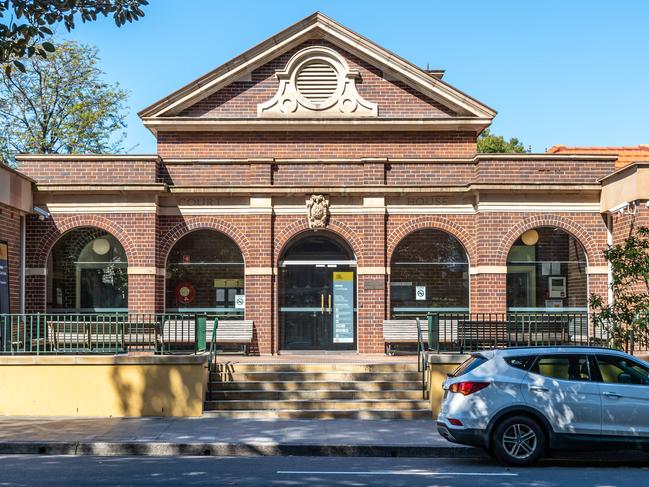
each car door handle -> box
[603,392,622,399]
[529,386,548,393]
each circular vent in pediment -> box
[295,61,339,104]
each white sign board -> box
[415,285,426,301]
[235,294,245,309]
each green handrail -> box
[208,317,219,372]
[416,317,427,399]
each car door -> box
[593,353,649,438]
[522,353,601,435]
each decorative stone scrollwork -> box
[258,46,378,117]
[306,194,330,229]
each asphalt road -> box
[1,455,649,487]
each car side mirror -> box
[618,372,632,384]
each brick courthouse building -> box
[3,13,645,355]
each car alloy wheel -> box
[501,423,537,460]
[493,415,545,466]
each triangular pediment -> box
[139,12,495,130]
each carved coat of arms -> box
[307,195,330,229]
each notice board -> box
[333,271,354,343]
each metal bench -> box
[160,319,254,354]
[383,319,428,355]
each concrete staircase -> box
[203,362,431,419]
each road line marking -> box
[276,470,518,477]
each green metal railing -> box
[416,311,617,399]
[425,311,612,354]
[0,313,232,355]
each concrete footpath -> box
[0,417,481,458]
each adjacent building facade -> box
[2,13,645,355]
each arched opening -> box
[279,232,356,351]
[506,227,588,312]
[390,229,469,319]
[165,229,245,317]
[47,228,128,312]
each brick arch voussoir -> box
[274,220,365,265]
[387,216,476,266]
[496,215,597,266]
[158,217,251,267]
[36,215,135,268]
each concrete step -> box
[202,409,433,420]
[212,363,420,373]
[210,380,422,392]
[210,371,422,382]
[207,389,425,401]
[205,399,430,411]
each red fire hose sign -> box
[175,282,195,304]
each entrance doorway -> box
[279,233,356,351]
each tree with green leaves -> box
[590,226,649,353]
[0,39,128,164]
[477,129,528,153]
[0,0,148,73]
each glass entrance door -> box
[280,264,356,351]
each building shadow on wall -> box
[110,362,204,417]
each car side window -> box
[594,355,649,385]
[504,355,537,371]
[530,354,590,381]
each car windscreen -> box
[450,355,487,377]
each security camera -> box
[608,201,629,215]
[33,206,50,220]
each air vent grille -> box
[296,62,338,103]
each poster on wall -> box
[333,271,354,343]
[0,242,8,314]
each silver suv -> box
[436,347,649,466]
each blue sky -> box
[62,0,649,154]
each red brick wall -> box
[476,157,615,184]
[612,206,649,245]
[610,207,649,297]
[160,163,253,186]
[273,164,364,186]
[157,131,477,160]
[386,162,474,185]
[180,40,457,119]
[21,206,612,353]
[0,202,22,313]
[16,154,617,190]
[17,157,158,185]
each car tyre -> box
[492,415,545,467]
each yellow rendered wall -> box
[0,362,207,417]
[427,363,461,417]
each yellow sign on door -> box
[333,271,353,282]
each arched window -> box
[165,229,244,316]
[280,233,355,262]
[47,228,128,312]
[390,229,469,318]
[506,227,587,312]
